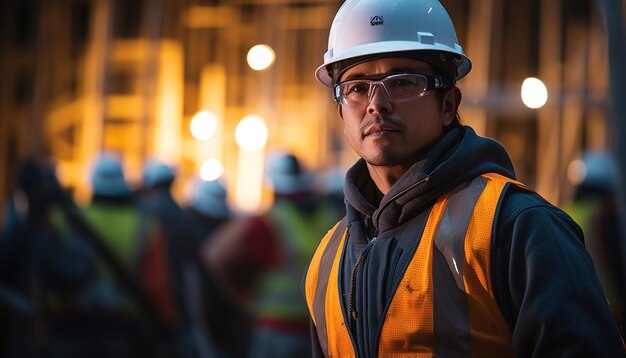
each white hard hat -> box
[143,159,176,188]
[316,0,472,87]
[570,150,619,190]
[91,153,130,197]
[319,168,346,196]
[189,178,232,218]
[265,150,315,195]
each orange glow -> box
[155,41,183,162]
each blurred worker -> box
[140,159,188,322]
[304,0,624,356]
[186,177,246,357]
[318,167,347,218]
[565,150,625,337]
[140,159,214,357]
[186,177,234,240]
[0,159,96,358]
[69,152,162,357]
[204,150,340,358]
[249,151,340,358]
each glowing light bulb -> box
[190,110,218,140]
[200,158,224,181]
[235,114,268,151]
[247,44,275,71]
[521,77,548,109]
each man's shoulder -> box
[499,183,558,213]
[497,184,581,234]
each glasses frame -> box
[333,73,449,106]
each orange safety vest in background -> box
[305,173,525,357]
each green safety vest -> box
[255,200,339,322]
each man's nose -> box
[367,83,392,113]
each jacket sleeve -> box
[493,186,625,357]
[310,319,326,357]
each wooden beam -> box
[536,0,563,204]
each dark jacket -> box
[309,125,624,357]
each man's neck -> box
[366,163,411,195]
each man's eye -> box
[388,79,415,88]
[346,82,369,94]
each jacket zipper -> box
[348,236,377,321]
[348,177,430,322]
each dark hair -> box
[433,86,461,128]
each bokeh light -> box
[521,77,548,109]
[247,44,276,71]
[190,110,218,140]
[200,158,224,181]
[235,114,268,151]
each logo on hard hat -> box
[370,16,383,26]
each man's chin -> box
[362,148,426,168]
[362,152,402,167]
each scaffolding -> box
[0,0,623,216]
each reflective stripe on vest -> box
[305,218,353,357]
[305,173,524,357]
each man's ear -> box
[337,104,344,121]
[442,87,461,127]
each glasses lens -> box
[337,80,371,105]
[335,74,437,106]
[384,74,428,99]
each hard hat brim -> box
[315,42,472,87]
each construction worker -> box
[186,177,234,235]
[185,177,241,357]
[140,160,216,357]
[75,152,166,357]
[247,151,340,358]
[0,159,96,357]
[204,150,339,357]
[303,0,625,356]
[565,150,625,338]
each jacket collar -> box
[344,125,516,235]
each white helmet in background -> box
[569,150,619,191]
[189,178,232,218]
[91,152,130,197]
[265,150,315,195]
[316,0,472,86]
[143,159,176,188]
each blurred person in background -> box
[203,150,341,358]
[318,168,347,218]
[303,0,624,356]
[61,152,169,357]
[0,158,96,358]
[185,177,246,357]
[564,150,625,338]
[186,177,234,242]
[139,159,216,357]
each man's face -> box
[338,57,453,168]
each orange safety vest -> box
[305,173,526,357]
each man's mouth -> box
[364,124,398,137]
